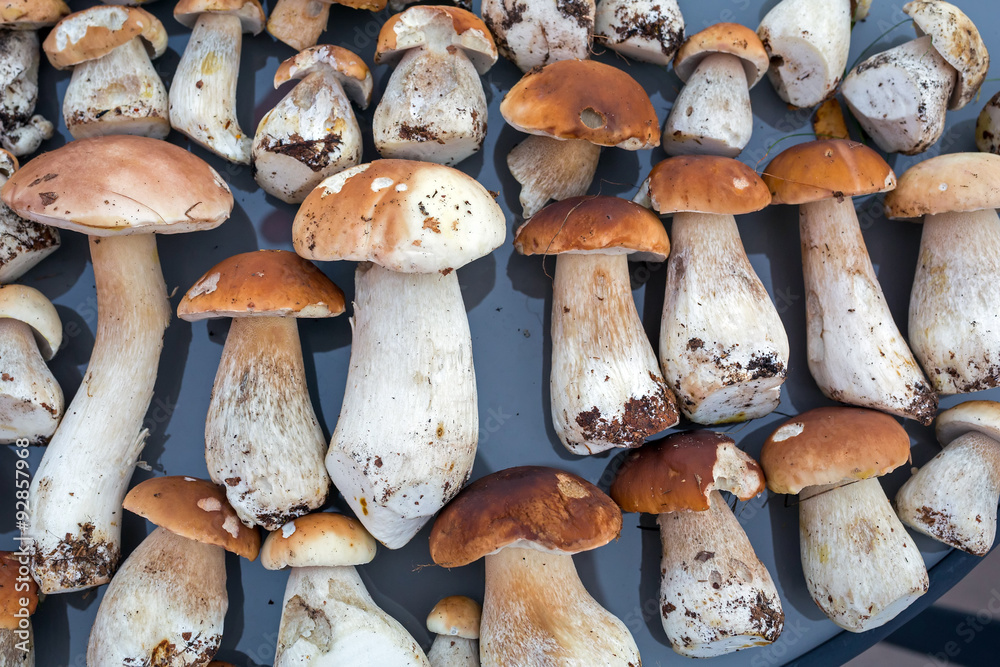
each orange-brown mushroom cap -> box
[0,0,69,29]
[427,595,481,639]
[674,23,768,88]
[0,552,37,630]
[636,155,772,215]
[174,0,266,34]
[274,45,373,109]
[762,139,896,205]
[885,153,1000,219]
[43,6,167,70]
[375,6,497,74]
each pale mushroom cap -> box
[0,149,17,180]
[674,22,768,88]
[274,45,373,109]
[0,284,61,360]
[885,153,1000,218]
[174,0,266,33]
[0,0,69,29]
[0,552,37,631]
[936,400,1000,445]
[637,155,771,215]
[260,513,377,570]
[376,6,497,74]
[427,595,481,639]
[43,5,167,70]
[762,139,896,205]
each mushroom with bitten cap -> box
[482,0,594,72]
[0,551,38,665]
[267,0,387,52]
[427,596,480,666]
[594,0,683,66]
[0,148,59,283]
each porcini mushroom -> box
[0,551,37,665]
[637,156,788,424]
[513,195,678,454]
[763,139,936,423]
[500,59,659,218]
[1,135,234,593]
[292,159,505,548]
[170,0,266,164]
[0,149,59,283]
[482,0,594,72]
[427,596,480,666]
[594,0,684,66]
[87,476,261,666]
[662,23,767,157]
[896,400,1000,556]
[178,250,344,530]
[261,512,429,665]
[762,407,929,632]
[267,0,387,52]
[976,92,1000,154]
[372,7,497,166]
[610,431,782,657]
[42,5,169,139]
[430,466,641,666]
[253,45,372,204]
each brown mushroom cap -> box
[0,0,69,29]
[762,139,897,205]
[124,476,261,560]
[513,195,670,262]
[674,23,769,88]
[260,513,377,570]
[43,6,167,70]
[936,400,1000,445]
[274,45,373,109]
[761,407,911,494]
[174,0,265,34]
[905,0,988,110]
[885,153,1000,219]
[0,551,37,631]
[427,595,481,639]
[500,59,660,150]
[375,6,497,74]
[636,155,772,215]
[177,249,345,321]
[429,466,622,568]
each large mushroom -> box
[0,551,37,665]
[763,407,929,632]
[426,596,480,666]
[482,0,594,72]
[430,466,641,666]
[0,148,59,283]
[594,0,683,66]
[1,135,233,593]
[763,139,936,424]
[178,250,345,530]
[292,159,505,548]
[267,0,387,52]
[513,195,678,454]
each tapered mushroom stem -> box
[87,526,227,665]
[799,478,928,632]
[800,196,935,423]
[0,318,62,444]
[0,625,31,666]
[551,253,674,454]
[327,263,477,549]
[664,54,752,157]
[267,0,330,52]
[207,316,329,530]
[428,635,477,666]
[482,547,639,666]
[658,491,783,657]
[27,234,170,593]
[507,136,601,218]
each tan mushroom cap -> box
[260,513,376,570]
[43,6,167,70]
[0,552,37,631]
[514,196,670,262]
[376,6,497,74]
[762,139,897,205]
[905,0,988,110]
[761,407,911,495]
[936,400,1000,445]
[0,284,61,360]
[174,0,266,34]
[124,476,261,560]
[885,153,1000,219]
[1,135,234,236]
[500,59,660,150]
[275,45,373,110]
[177,249,345,321]
[0,0,69,29]
[427,595,481,639]
[429,466,622,568]
[674,23,769,88]
[636,155,772,215]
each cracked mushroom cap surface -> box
[124,476,261,560]
[43,5,167,70]
[375,5,497,74]
[936,400,1000,445]
[761,407,911,495]
[500,59,660,150]
[174,0,266,33]
[0,0,69,29]
[885,153,1000,219]
[260,513,377,570]
[636,155,772,215]
[0,284,62,360]
[429,466,622,568]
[427,595,481,639]
[674,22,769,88]
[0,551,37,631]
[274,45,373,109]
[0,135,234,236]
[762,139,896,205]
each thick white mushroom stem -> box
[327,263,477,549]
[170,13,251,164]
[658,491,783,657]
[428,635,477,666]
[267,0,330,52]
[909,209,1000,393]
[481,547,640,666]
[0,31,54,157]
[508,136,601,218]
[26,234,170,593]
[551,253,675,454]
[0,625,32,666]
[800,197,936,424]
[896,431,1000,556]
[87,526,227,665]
[663,54,752,157]
[206,316,329,530]
[661,212,788,424]
[275,565,429,665]
[63,36,169,139]
[799,478,928,632]
[0,318,62,444]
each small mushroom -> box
[427,596,480,666]
[482,0,594,72]
[267,0,387,52]
[594,0,683,66]
[253,45,372,203]
[0,149,59,283]
[42,5,169,139]
[0,551,38,665]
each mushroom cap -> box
[762,139,897,205]
[429,466,622,568]
[936,400,1000,445]
[904,0,988,110]
[427,595,481,639]
[0,0,69,29]
[674,22,768,88]
[292,160,506,273]
[177,249,345,321]
[1,135,234,236]
[124,476,261,560]
[0,284,61,360]
[260,513,377,570]
[275,45,373,110]
[885,153,1000,219]
[610,431,765,514]
[174,0,265,34]
[513,195,670,262]
[761,407,911,494]
[635,155,772,215]
[0,149,17,181]
[500,59,660,150]
[0,552,37,631]
[375,6,497,75]
[43,5,167,70]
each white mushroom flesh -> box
[0,193,59,282]
[266,0,331,52]
[0,318,62,444]
[0,624,32,666]
[507,136,600,218]
[594,0,684,67]
[0,31,53,156]
[428,635,478,667]
[482,0,595,72]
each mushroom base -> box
[0,624,32,666]
[0,318,62,444]
[427,634,477,666]
[0,196,59,283]
[594,0,684,67]
[266,0,332,51]
[507,136,601,218]
[0,31,54,157]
